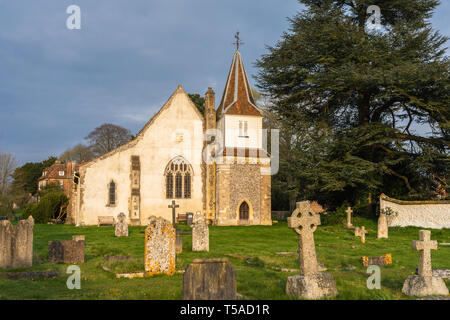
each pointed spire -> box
[217,50,261,117]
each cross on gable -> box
[287,201,321,235]
[412,230,438,276]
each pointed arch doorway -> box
[239,201,249,221]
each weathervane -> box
[232,31,244,51]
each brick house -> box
[38,160,79,198]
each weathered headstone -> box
[192,212,209,252]
[115,212,128,237]
[402,230,449,296]
[361,254,392,267]
[183,258,236,300]
[144,216,176,276]
[72,235,85,242]
[48,236,85,263]
[0,216,34,269]
[377,213,388,239]
[355,226,368,243]
[345,207,353,228]
[285,201,338,299]
[176,234,183,254]
[186,212,194,226]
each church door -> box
[239,201,249,221]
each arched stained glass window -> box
[164,157,193,199]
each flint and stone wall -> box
[380,194,450,229]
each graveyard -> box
[0,215,449,300]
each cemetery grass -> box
[0,218,449,300]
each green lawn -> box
[0,217,449,300]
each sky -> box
[1,0,449,165]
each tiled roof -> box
[38,162,79,181]
[217,50,262,117]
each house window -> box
[59,171,65,176]
[239,120,248,137]
[109,181,116,205]
[164,157,193,199]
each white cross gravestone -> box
[355,226,368,243]
[285,201,338,299]
[402,230,449,296]
[345,207,353,228]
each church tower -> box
[213,47,272,226]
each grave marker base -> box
[286,272,338,299]
[402,275,449,297]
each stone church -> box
[68,49,271,226]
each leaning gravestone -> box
[48,236,85,263]
[192,212,209,252]
[144,216,176,276]
[361,254,392,267]
[402,230,449,296]
[355,226,368,243]
[115,212,128,237]
[286,201,338,299]
[0,216,34,269]
[377,213,388,239]
[183,258,236,300]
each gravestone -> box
[48,236,85,263]
[115,212,128,237]
[355,226,368,243]
[0,216,34,269]
[186,212,194,226]
[402,230,449,296]
[377,213,388,239]
[144,216,176,276]
[72,235,85,242]
[361,254,392,267]
[183,258,236,300]
[192,212,209,252]
[345,207,353,228]
[176,234,183,254]
[285,201,338,299]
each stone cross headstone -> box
[413,230,437,277]
[168,200,179,229]
[345,207,353,228]
[0,216,34,269]
[144,216,176,276]
[402,230,449,296]
[377,213,388,239]
[192,211,209,252]
[183,258,236,300]
[115,212,128,237]
[355,226,368,243]
[285,201,338,299]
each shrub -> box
[22,191,68,223]
[321,201,349,225]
